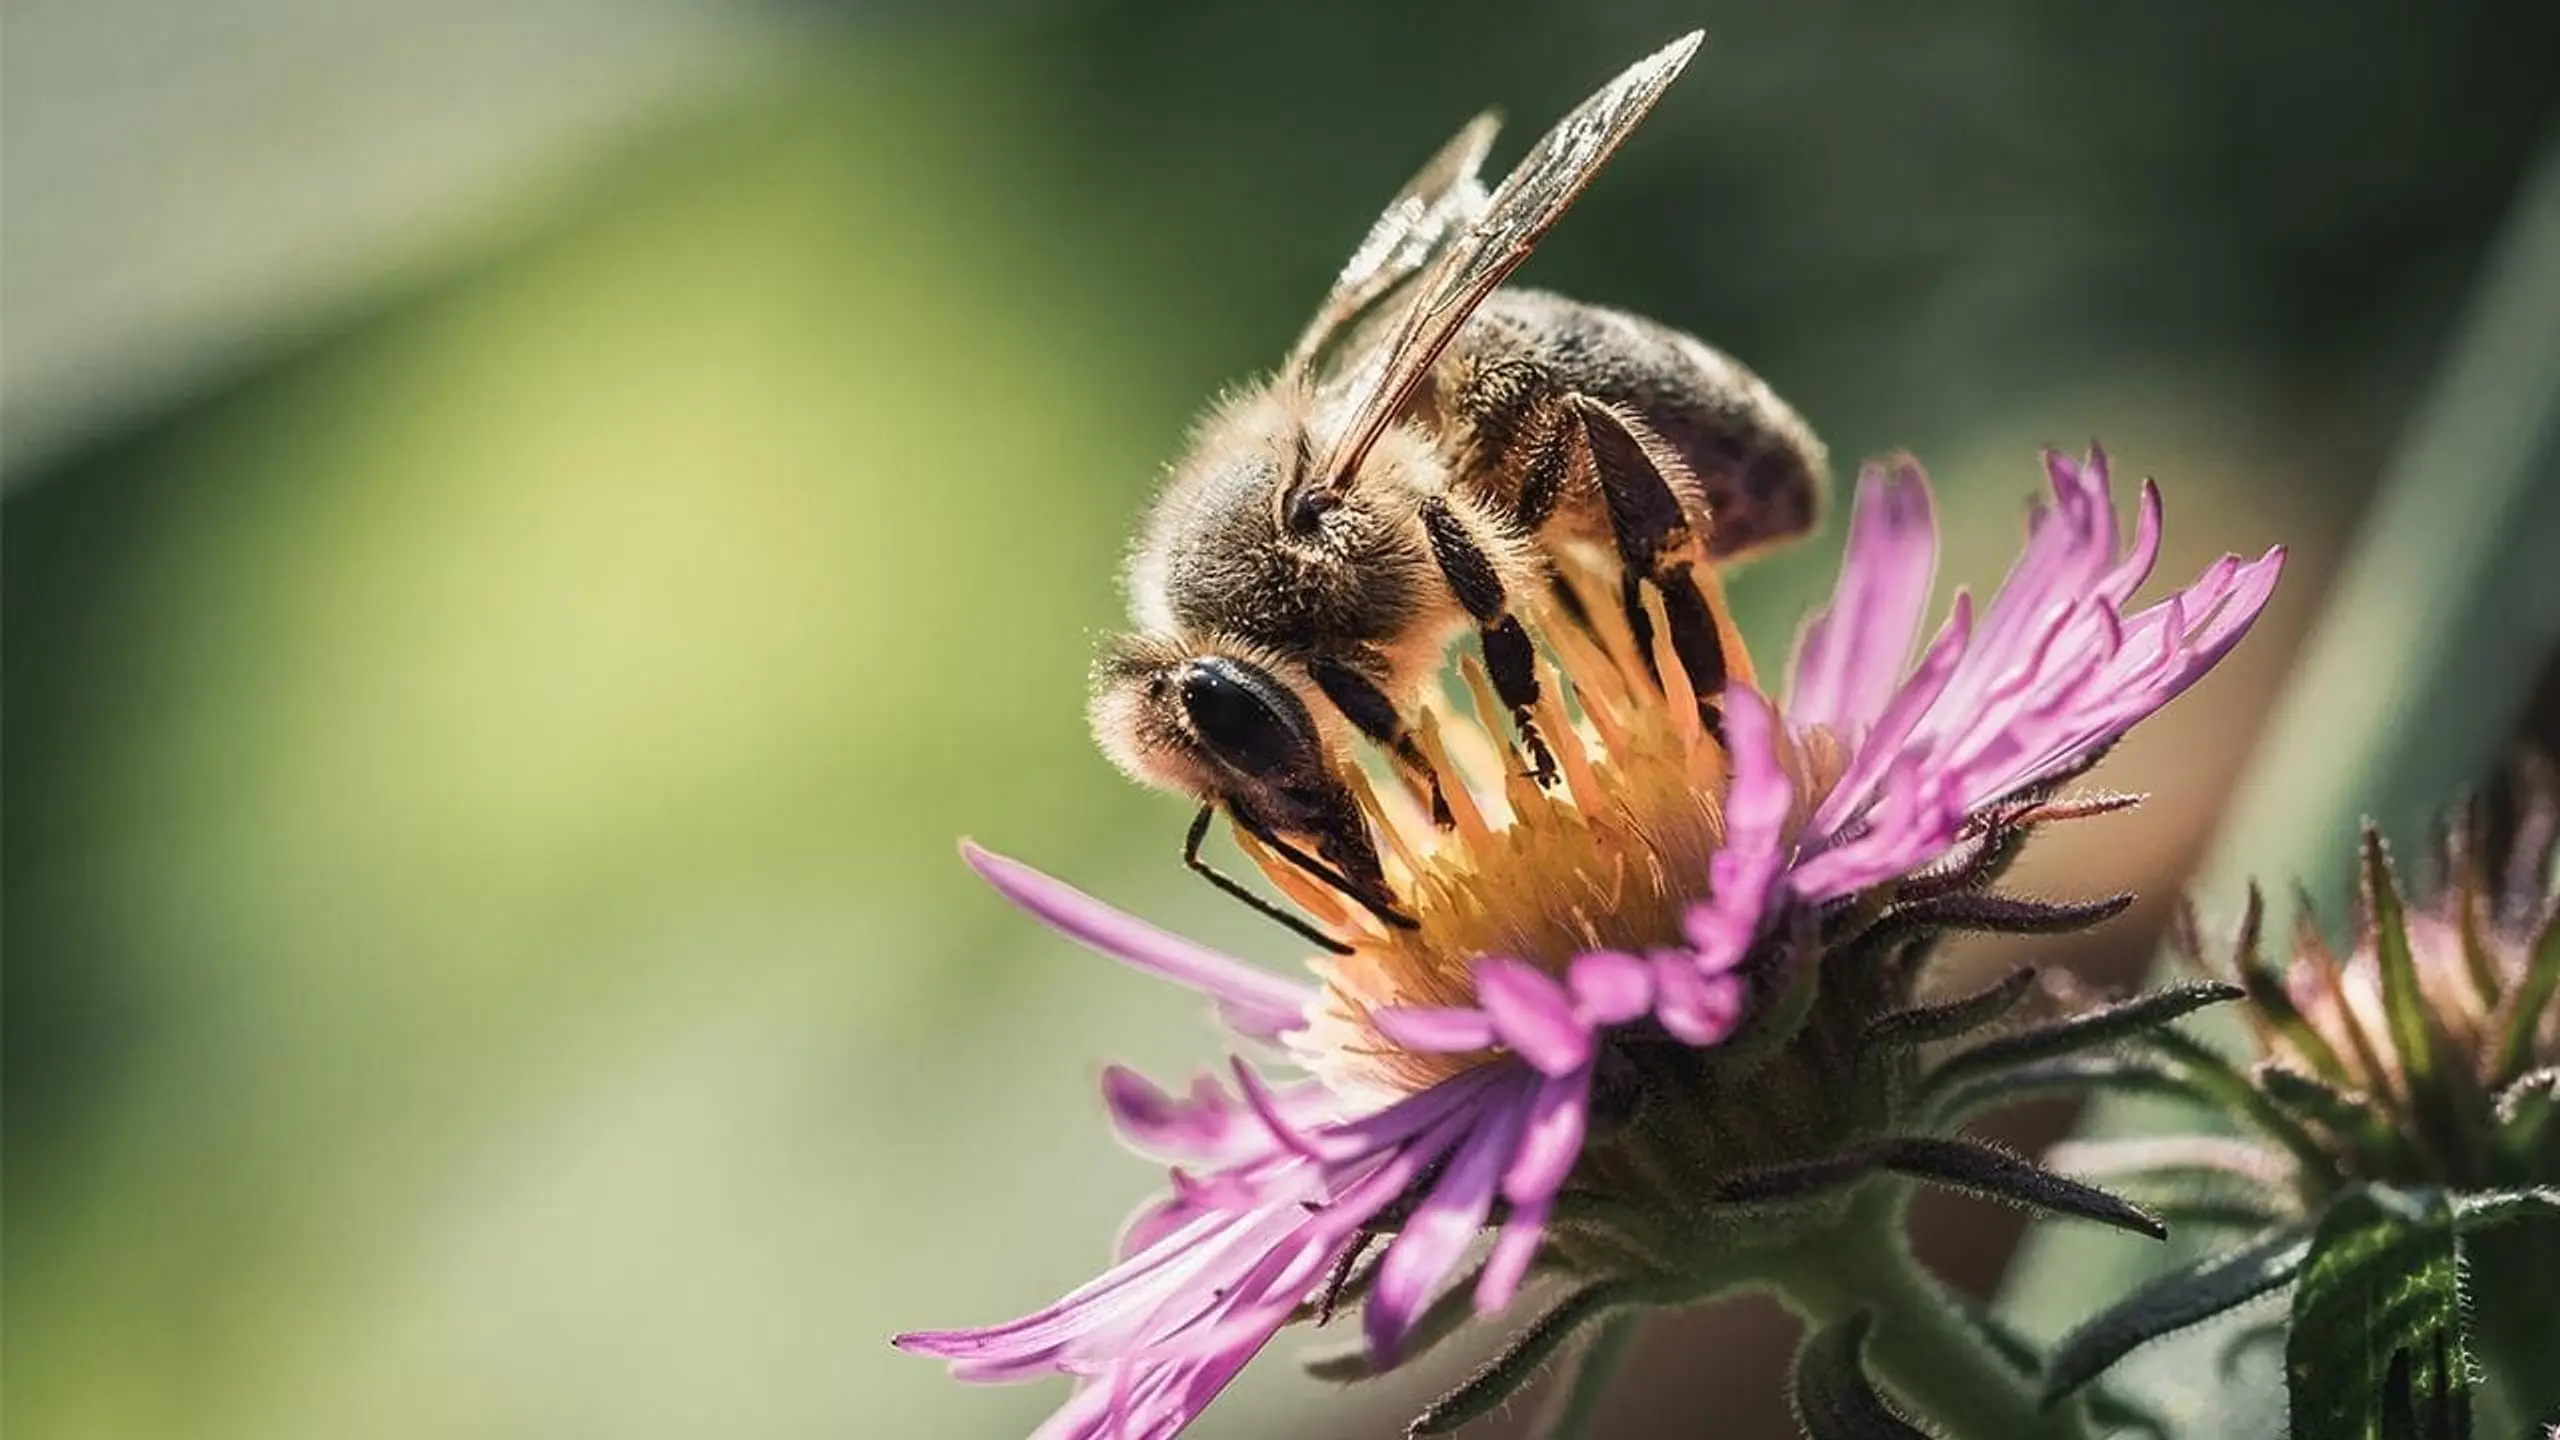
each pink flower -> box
[896,450,2282,1439]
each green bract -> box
[2041,783,2560,1434]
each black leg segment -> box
[1572,396,1732,724]
[1309,657,1454,828]
[1419,494,1558,786]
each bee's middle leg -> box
[1563,395,1732,731]
[1418,494,1558,786]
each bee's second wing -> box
[1283,112,1501,378]
[1308,31,1703,496]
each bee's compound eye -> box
[1177,658,1305,778]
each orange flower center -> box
[1240,570,1844,1096]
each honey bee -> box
[1090,33,1827,949]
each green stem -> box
[1761,1185,2091,1440]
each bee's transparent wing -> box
[1308,31,1702,498]
[1282,111,1501,378]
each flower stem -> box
[1759,1184,2091,1440]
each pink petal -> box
[964,844,1315,1039]
[1475,1195,1550,1312]
[1568,950,1654,1026]
[1101,1068,1239,1160]
[1363,1087,1529,1363]
[1811,592,1973,836]
[1227,1058,1327,1162]
[2095,478,2164,608]
[1684,686,1789,971]
[1371,1005,1500,1054]
[1786,458,1939,734]
[1503,1067,1593,1204]
[1653,951,1746,1046]
[1475,957,1595,1076]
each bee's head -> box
[1090,636,1323,806]
[1088,634,1384,888]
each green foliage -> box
[2042,1222,2312,1407]
[1921,984,2245,1100]
[2252,1064,2411,1168]
[2284,1186,2471,1440]
[1863,966,2039,1050]
[1405,1282,1651,1437]
[2034,1185,2560,1430]
[2451,1185,2560,1233]
[1791,1314,1936,1440]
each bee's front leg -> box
[1309,658,1456,828]
[1179,804,1356,954]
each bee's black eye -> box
[1178,659,1308,777]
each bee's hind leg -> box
[1566,395,1732,736]
[1417,495,1560,787]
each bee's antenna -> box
[1183,805,1356,955]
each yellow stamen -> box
[1639,585,1703,750]
[1256,559,1827,1097]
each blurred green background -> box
[8,2,2557,1437]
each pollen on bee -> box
[1250,559,1805,1096]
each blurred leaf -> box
[1533,1311,1640,1440]
[1927,1053,2218,1126]
[2494,912,2560,1083]
[2137,1029,2342,1180]
[2361,831,2447,1103]
[2043,1220,2312,1406]
[2253,1064,2402,1163]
